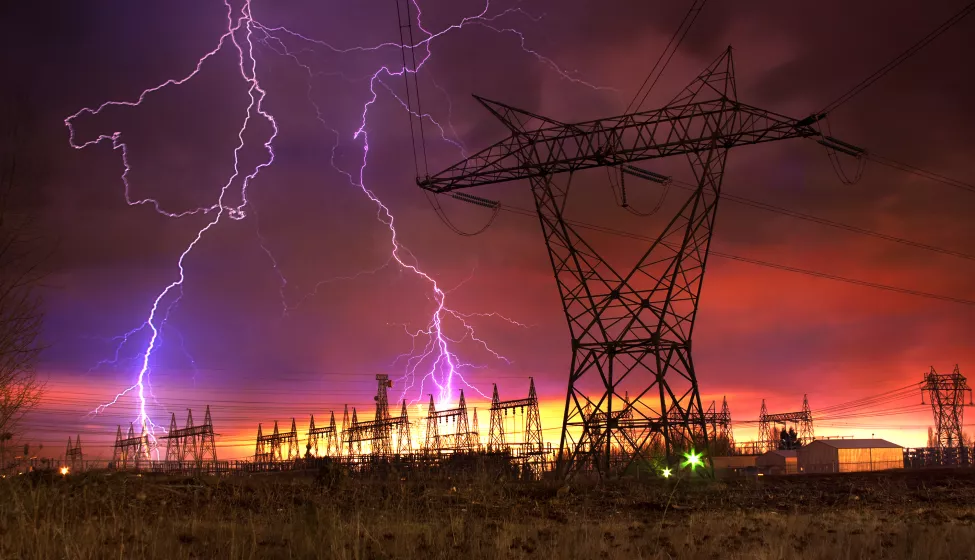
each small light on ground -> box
[682,449,704,470]
[661,467,673,478]
[60,467,70,476]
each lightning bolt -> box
[66,0,604,441]
[67,0,277,443]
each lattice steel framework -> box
[65,435,83,471]
[488,377,543,455]
[718,396,735,452]
[344,375,412,458]
[161,406,217,467]
[758,396,814,452]
[922,365,973,449]
[112,423,151,470]
[254,419,299,463]
[307,411,340,457]
[419,48,837,474]
[424,391,475,453]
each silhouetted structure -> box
[419,48,854,475]
[424,390,475,453]
[160,406,217,467]
[922,365,972,449]
[65,435,83,471]
[759,396,814,453]
[254,419,299,463]
[112,423,151,470]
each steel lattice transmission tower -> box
[922,365,973,449]
[112,423,151,470]
[419,48,840,474]
[65,435,83,471]
[758,396,814,452]
[161,406,217,467]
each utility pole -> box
[419,47,855,476]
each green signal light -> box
[681,449,704,470]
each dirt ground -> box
[2,467,975,559]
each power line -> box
[625,0,709,114]
[867,152,975,195]
[666,178,975,262]
[497,203,975,307]
[820,1,975,114]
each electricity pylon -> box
[922,365,972,449]
[419,47,852,476]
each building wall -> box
[757,453,787,468]
[797,442,839,473]
[837,447,903,472]
[713,455,758,470]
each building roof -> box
[762,449,797,457]
[809,438,902,449]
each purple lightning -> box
[255,0,600,408]
[66,0,278,440]
[66,0,605,436]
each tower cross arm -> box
[417,99,825,193]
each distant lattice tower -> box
[65,435,83,471]
[424,395,440,453]
[526,377,543,454]
[799,395,814,444]
[373,374,394,457]
[270,421,284,461]
[325,411,340,456]
[342,406,362,457]
[488,378,543,457]
[112,426,124,467]
[166,412,184,462]
[254,423,269,462]
[340,404,349,454]
[186,409,200,461]
[922,365,973,449]
[471,408,480,450]
[489,384,504,451]
[308,411,340,457]
[719,396,735,452]
[758,400,775,453]
[395,399,412,455]
[200,405,217,463]
[455,390,472,451]
[705,400,718,444]
[114,423,151,470]
[759,397,814,451]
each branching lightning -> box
[66,0,606,437]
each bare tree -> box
[0,103,45,469]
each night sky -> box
[2,0,973,459]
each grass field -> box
[2,467,975,559]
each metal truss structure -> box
[695,397,733,455]
[160,406,217,467]
[65,435,83,471]
[112,423,152,470]
[758,395,814,452]
[307,411,340,457]
[419,48,850,475]
[718,397,735,452]
[255,419,299,463]
[488,378,544,475]
[344,375,412,458]
[424,390,476,453]
[922,365,972,449]
[488,378,543,453]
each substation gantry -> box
[419,48,858,476]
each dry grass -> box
[3,468,975,559]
